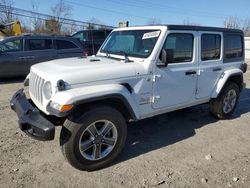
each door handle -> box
[18,56,26,59]
[26,56,35,59]
[185,70,197,75]
[213,67,222,72]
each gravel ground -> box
[0,70,250,188]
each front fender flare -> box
[50,84,140,120]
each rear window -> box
[224,35,243,59]
[27,39,52,51]
[55,40,78,50]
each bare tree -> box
[224,16,250,36]
[182,18,200,26]
[31,0,45,33]
[0,0,14,23]
[87,17,104,30]
[50,0,72,34]
[224,16,241,29]
[242,18,250,37]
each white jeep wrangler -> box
[10,25,247,171]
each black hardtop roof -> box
[165,25,243,34]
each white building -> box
[245,37,250,60]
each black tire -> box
[60,105,127,171]
[209,81,240,119]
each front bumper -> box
[10,89,55,141]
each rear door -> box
[24,38,57,74]
[0,38,28,77]
[196,32,223,99]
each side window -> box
[201,34,221,61]
[27,39,52,51]
[162,33,194,63]
[72,31,88,41]
[224,35,243,59]
[55,40,78,50]
[0,39,23,52]
[93,31,105,40]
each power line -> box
[125,0,229,17]
[65,0,153,20]
[0,5,115,28]
[67,0,241,23]
[103,0,229,20]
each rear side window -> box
[55,40,78,50]
[92,31,105,40]
[224,35,243,59]
[162,33,194,63]
[27,39,52,51]
[201,34,221,61]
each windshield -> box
[100,30,160,58]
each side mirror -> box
[157,49,173,67]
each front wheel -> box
[60,106,127,171]
[209,82,240,119]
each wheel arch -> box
[211,70,243,98]
[72,94,138,122]
[50,83,140,121]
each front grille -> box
[29,72,45,104]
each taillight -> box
[83,49,88,56]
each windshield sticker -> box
[142,31,160,39]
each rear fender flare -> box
[211,69,243,98]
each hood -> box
[31,56,143,86]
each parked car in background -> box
[72,29,112,56]
[0,34,84,78]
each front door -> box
[152,32,198,109]
[0,38,28,77]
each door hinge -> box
[197,69,204,76]
[151,95,160,103]
[195,88,199,94]
[152,74,161,82]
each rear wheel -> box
[60,105,127,171]
[209,82,240,119]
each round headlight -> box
[43,81,52,100]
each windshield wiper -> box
[119,51,133,63]
[106,50,110,57]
